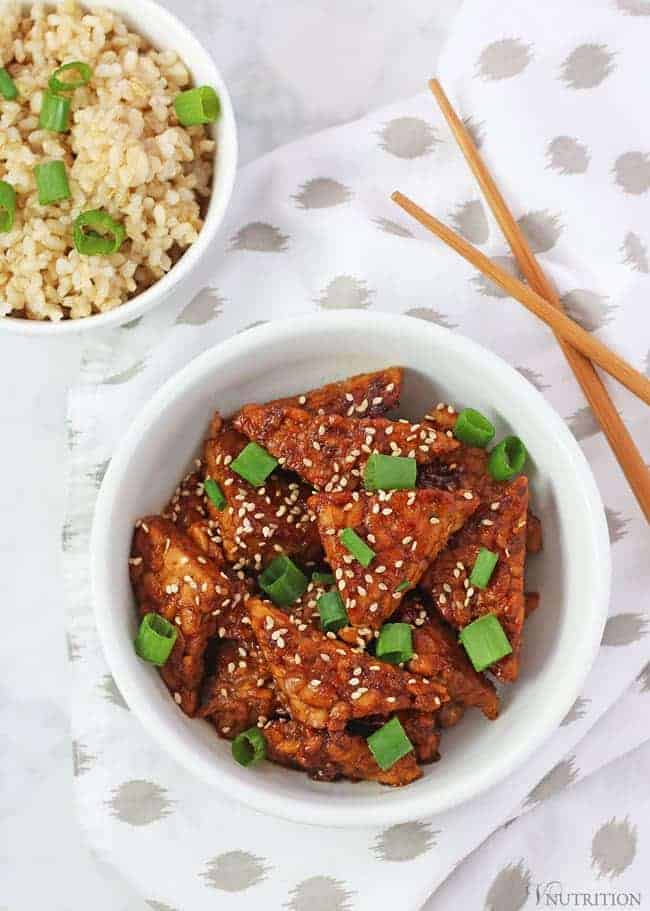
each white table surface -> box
[0,1,463,908]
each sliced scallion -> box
[48,60,92,93]
[488,436,527,481]
[204,477,226,511]
[0,67,18,100]
[317,590,348,633]
[458,614,512,672]
[134,613,177,666]
[39,90,71,132]
[73,209,126,255]
[174,86,220,126]
[339,527,375,567]
[364,452,417,492]
[231,442,278,487]
[232,727,267,767]
[453,408,495,448]
[367,717,414,770]
[0,180,16,233]
[258,555,308,608]
[34,160,71,205]
[469,547,498,590]
[376,622,414,664]
[312,571,335,586]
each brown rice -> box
[0,1,215,321]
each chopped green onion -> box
[231,442,278,487]
[134,612,178,666]
[0,180,16,233]
[459,614,512,672]
[394,579,411,593]
[312,571,335,585]
[232,727,267,767]
[48,60,92,93]
[174,86,220,126]
[488,436,527,481]
[469,547,499,590]
[339,528,375,567]
[367,717,414,770]
[317,590,348,633]
[258,555,308,608]
[34,160,71,205]
[453,408,495,447]
[364,452,417,492]
[39,89,71,132]
[204,477,226,510]
[73,209,126,255]
[376,622,414,664]
[0,67,18,100]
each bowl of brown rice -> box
[0,0,237,333]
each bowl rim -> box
[0,0,238,335]
[91,311,611,827]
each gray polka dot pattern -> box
[66,631,81,662]
[477,38,533,80]
[99,674,129,710]
[524,756,579,807]
[450,199,489,244]
[637,661,650,692]
[372,822,437,861]
[293,178,352,209]
[515,366,549,392]
[86,459,110,488]
[471,254,522,297]
[462,115,485,149]
[103,359,147,385]
[591,817,637,878]
[238,319,269,333]
[316,275,373,309]
[121,316,142,330]
[230,222,289,252]
[404,306,459,330]
[602,613,648,646]
[175,288,224,325]
[378,117,438,159]
[613,151,650,195]
[72,740,95,776]
[108,780,173,826]
[285,876,355,911]
[621,231,649,272]
[615,0,650,15]
[560,44,616,89]
[201,851,270,892]
[546,136,590,175]
[485,860,531,911]
[561,696,591,726]
[517,210,563,253]
[605,507,632,544]
[560,289,616,332]
[372,216,414,238]
[146,902,178,911]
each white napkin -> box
[64,0,650,906]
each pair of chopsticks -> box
[392,78,650,523]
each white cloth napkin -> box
[64,0,650,906]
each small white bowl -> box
[92,312,610,827]
[1,0,237,335]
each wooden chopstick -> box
[428,78,650,523]
[391,191,650,409]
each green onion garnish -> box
[0,180,16,233]
[453,408,495,447]
[367,717,414,770]
[258,555,308,608]
[204,477,226,510]
[469,547,498,590]
[458,614,512,672]
[364,452,417,492]
[231,442,278,487]
[317,590,348,633]
[34,160,71,205]
[312,571,335,585]
[0,67,18,100]
[73,209,126,255]
[48,61,92,93]
[134,613,178,666]
[394,580,410,593]
[375,622,414,664]
[488,436,527,481]
[174,86,220,126]
[232,727,267,767]
[339,528,375,567]
[39,90,71,132]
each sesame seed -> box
[481,519,494,526]
[173,691,182,704]
[349,677,359,686]
[386,696,396,703]
[463,491,473,500]
[310,679,321,688]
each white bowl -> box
[1,0,237,335]
[92,312,610,827]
